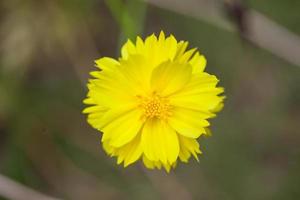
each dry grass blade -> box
[146,0,300,67]
[0,174,60,200]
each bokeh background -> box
[0,0,300,200]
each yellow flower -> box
[83,31,224,172]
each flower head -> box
[83,31,224,172]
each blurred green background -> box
[0,0,299,199]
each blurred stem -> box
[141,168,193,200]
[104,0,147,49]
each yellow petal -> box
[95,57,119,71]
[101,109,144,147]
[86,72,136,107]
[122,133,143,167]
[119,55,152,94]
[83,105,108,130]
[169,72,224,112]
[177,48,197,63]
[173,72,221,95]
[163,34,178,61]
[171,94,224,112]
[151,61,192,96]
[178,135,201,162]
[121,32,178,69]
[135,36,145,53]
[168,108,209,138]
[142,156,174,172]
[103,140,116,156]
[175,41,189,59]
[141,119,179,164]
[105,132,143,167]
[96,102,137,130]
[143,155,155,169]
[189,52,207,73]
[121,39,136,59]
[158,31,165,41]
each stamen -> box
[138,93,172,120]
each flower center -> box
[138,93,171,120]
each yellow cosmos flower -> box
[83,31,224,172]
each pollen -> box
[139,93,172,120]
